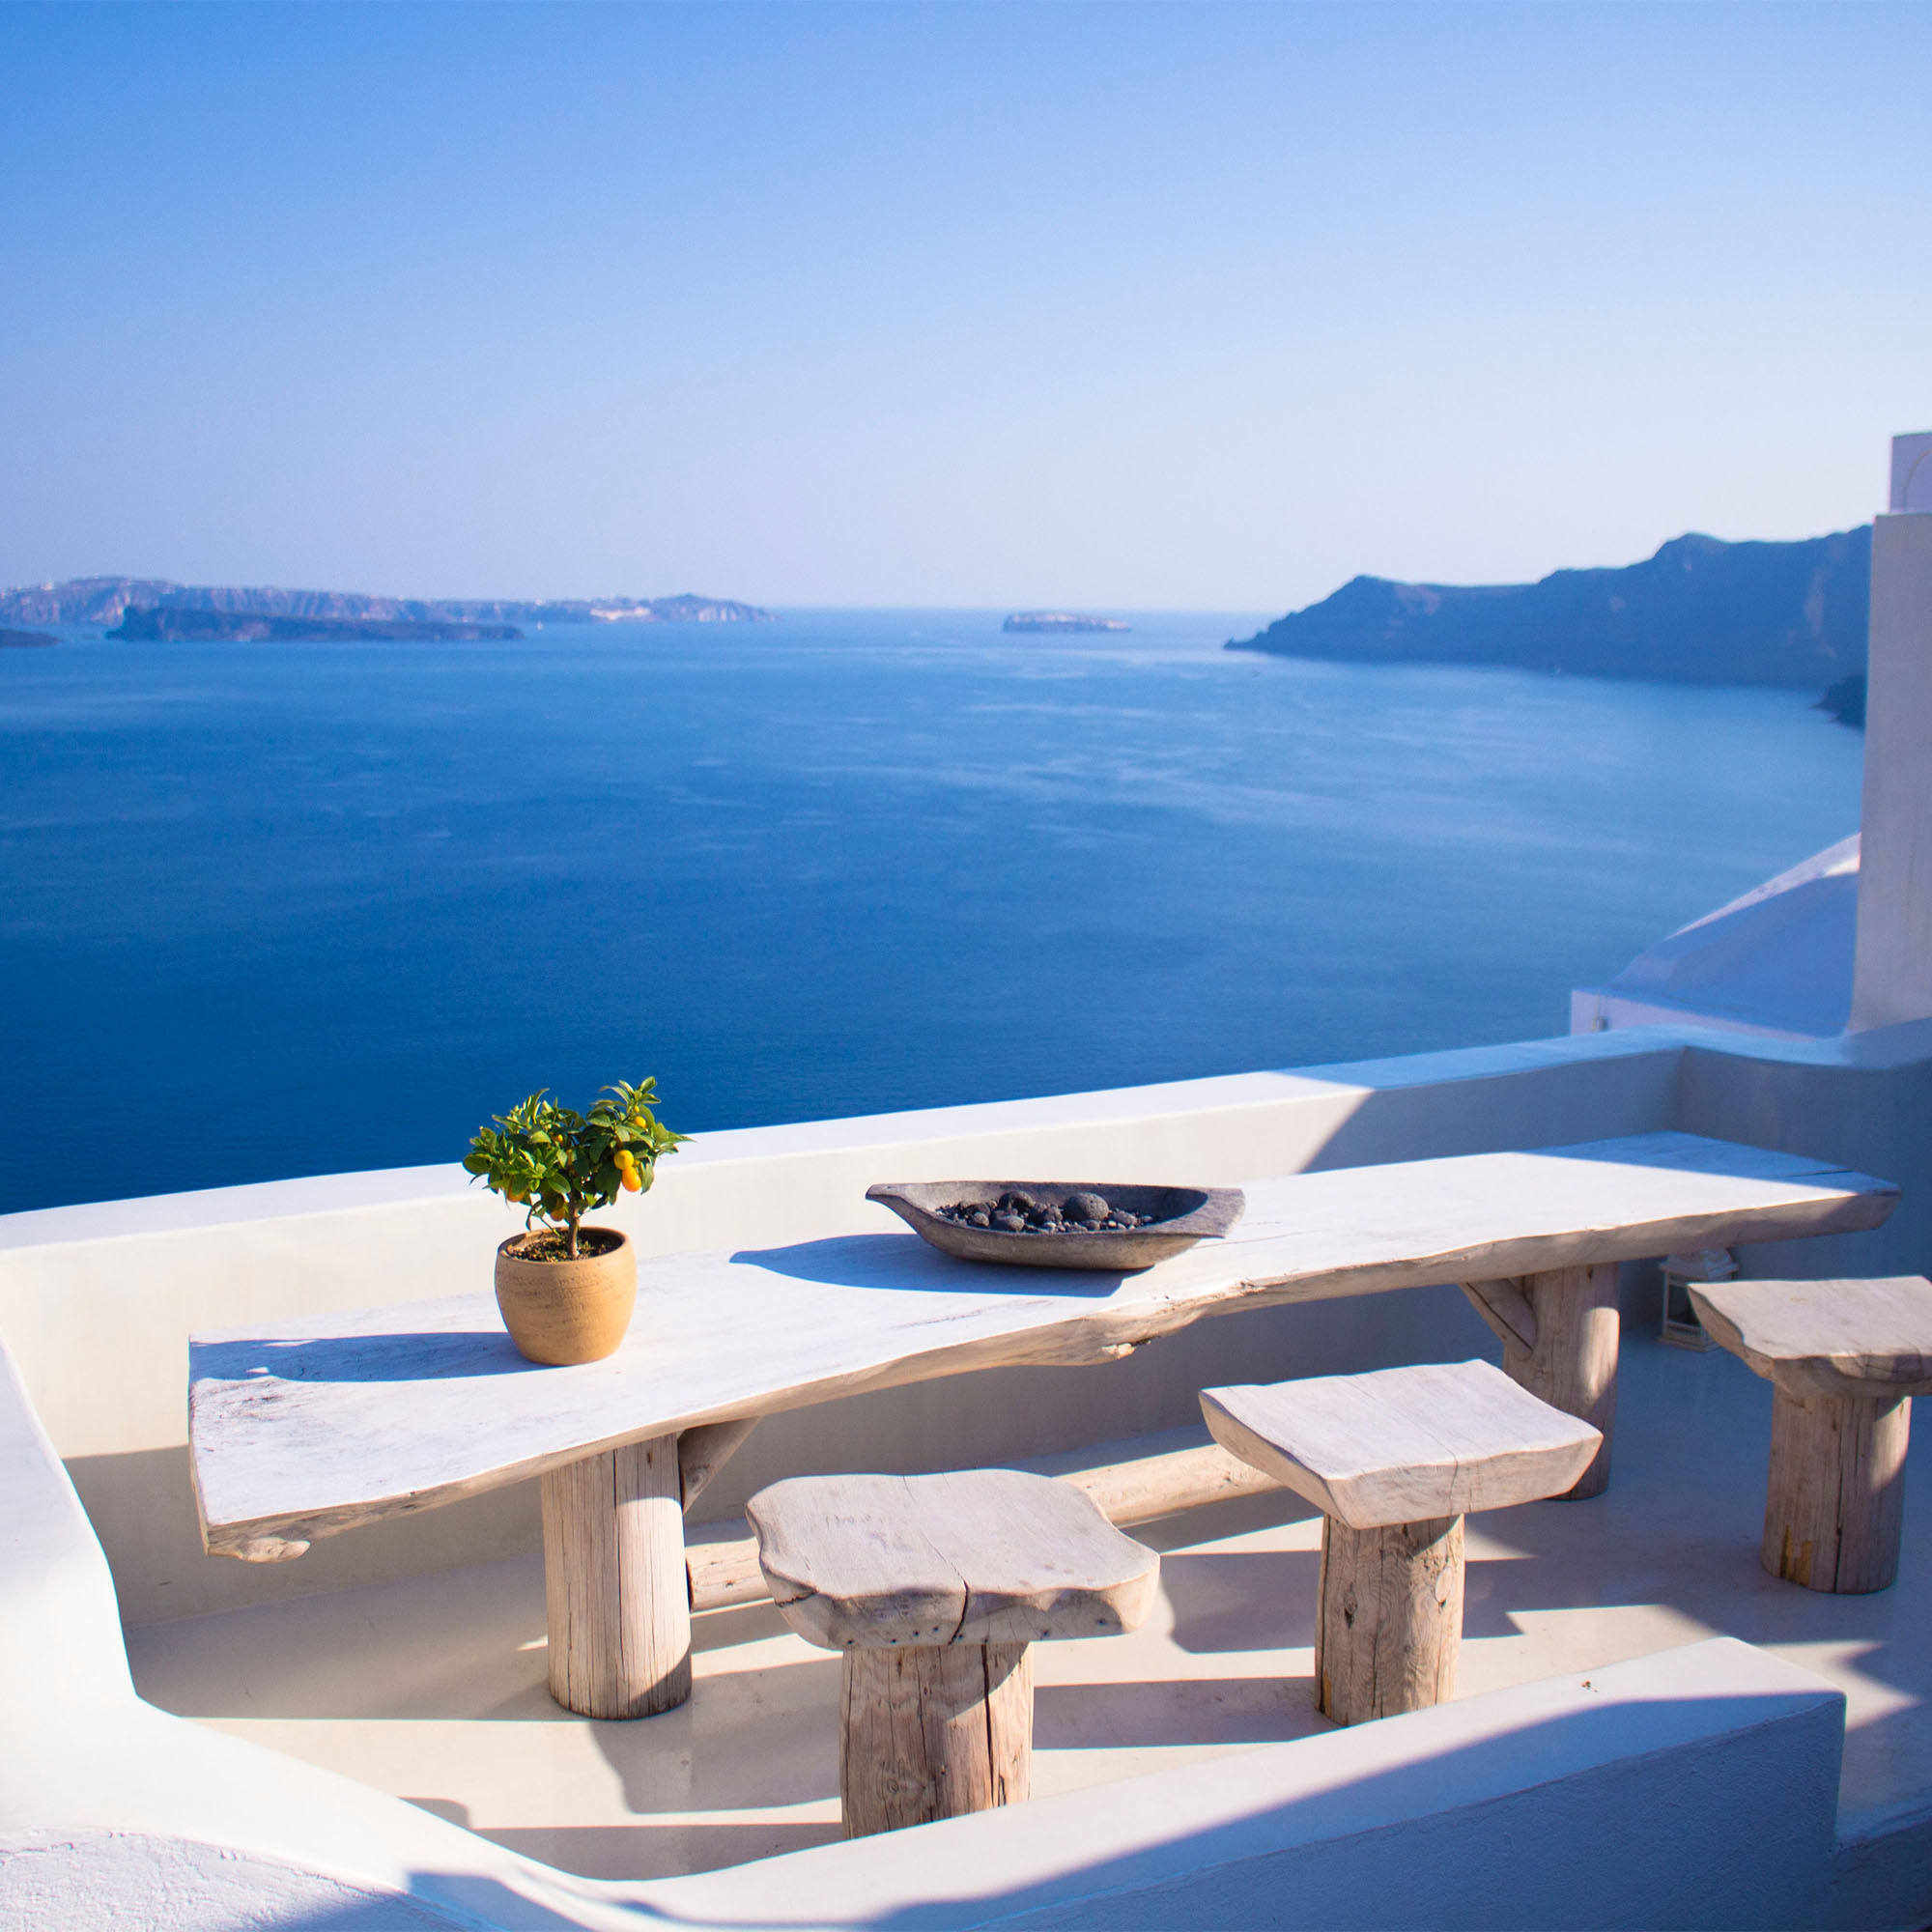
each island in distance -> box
[0,577,774,640]
[1230,527,1869,707]
[1004,611,1130,634]
[109,609,523,643]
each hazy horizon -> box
[4,1,1926,610]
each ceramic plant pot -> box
[494,1228,637,1365]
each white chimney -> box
[1850,433,1932,1030]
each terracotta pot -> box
[494,1228,637,1365]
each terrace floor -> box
[126,1328,1932,1886]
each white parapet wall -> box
[4,1022,1932,1927]
[3,1018,1931,1626]
[4,1326,1921,1931]
[0,1334,1917,1929]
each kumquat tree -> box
[464,1078,688,1259]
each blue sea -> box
[0,611,1865,1217]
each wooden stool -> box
[1690,1274,1932,1594]
[747,1468,1159,1838]
[1201,1359,1602,1725]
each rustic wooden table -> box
[188,1130,1897,1718]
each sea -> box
[0,610,1866,1218]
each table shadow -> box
[192,1329,529,1384]
[730,1231,1125,1297]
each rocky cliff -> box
[1229,527,1871,689]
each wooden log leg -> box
[1763,1387,1910,1594]
[839,1642,1032,1837]
[540,1435,692,1719]
[1500,1262,1620,1498]
[1315,1514,1463,1726]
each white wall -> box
[4,1027,1932,1929]
[4,1019,1930,1626]
[2,1030,1685,1624]
[634,1638,1848,1932]
[1853,509,1932,1030]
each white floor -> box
[126,1331,1932,1885]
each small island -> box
[0,627,56,649]
[1003,611,1130,635]
[108,609,523,643]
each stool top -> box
[1689,1275,1932,1401]
[746,1468,1160,1651]
[1200,1359,1602,1529]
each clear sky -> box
[1,1,1925,611]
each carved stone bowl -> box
[866,1180,1246,1271]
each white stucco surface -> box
[1854,510,1932,1031]
[0,1829,479,1931]
[1573,834,1860,1040]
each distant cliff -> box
[0,578,775,629]
[1817,672,1866,727]
[108,608,522,643]
[1229,528,1871,689]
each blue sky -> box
[1,1,1925,609]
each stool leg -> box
[1763,1387,1910,1594]
[540,1435,692,1718]
[1501,1263,1620,1498]
[1316,1515,1463,1725]
[839,1641,1032,1837]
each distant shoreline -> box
[0,576,775,633]
[107,608,524,644]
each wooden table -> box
[188,1131,1896,1718]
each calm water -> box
[0,611,1864,1216]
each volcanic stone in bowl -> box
[865,1180,1246,1270]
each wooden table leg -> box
[1315,1514,1463,1725]
[540,1435,692,1719]
[1763,1386,1910,1594]
[1464,1262,1618,1498]
[839,1642,1033,1837]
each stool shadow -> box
[1159,1548,1321,1656]
[478,1819,842,1883]
[1034,1676,1321,1750]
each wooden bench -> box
[186,1131,1894,1719]
[1202,1360,1602,1724]
[1690,1274,1932,1594]
[747,1469,1159,1836]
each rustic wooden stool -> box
[1201,1359,1602,1725]
[1690,1274,1932,1594]
[746,1468,1160,1838]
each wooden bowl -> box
[866,1180,1245,1271]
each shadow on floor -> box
[1158,1548,1321,1655]
[1034,1674,1322,1748]
[477,1819,843,1883]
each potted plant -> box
[464,1078,688,1365]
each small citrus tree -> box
[464,1078,687,1258]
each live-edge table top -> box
[188,1131,1897,1558]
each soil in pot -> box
[495,1226,637,1365]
